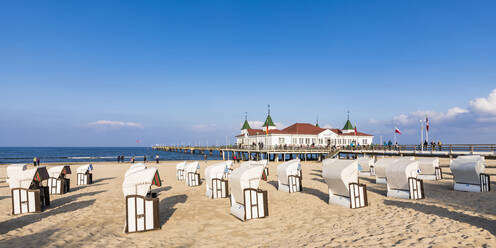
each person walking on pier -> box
[144,155,147,163]
[131,156,135,163]
[36,157,40,166]
[155,154,159,164]
[33,157,37,166]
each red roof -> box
[281,123,326,135]
[236,123,373,137]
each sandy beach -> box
[0,158,495,247]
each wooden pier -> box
[152,144,496,161]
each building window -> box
[279,137,285,144]
[311,138,316,144]
[292,138,297,144]
[319,139,323,144]
[299,138,304,144]
[305,138,310,144]
[363,139,368,145]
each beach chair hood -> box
[374,158,399,178]
[8,166,49,189]
[47,165,71,178]
[125,163,146,178]
[385,160,419,190]
[450,155,485,185]
[277,159,301,184]
[176,161,186,170]
[184,162,200,174]
[229,165,264,204]
[322,159,358,197]
[76,164,94,174]
[205,162,229,189]
[122,167,161,197]
[417,158,439,175]
[7,164,27,179]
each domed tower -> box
[263,105,277,131]
[342,111,355,134]
[241,112,251,135]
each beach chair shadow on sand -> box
[0,199,96,234]
[383,199,496,236]
[0,228,60,247]
[159,194,187,226]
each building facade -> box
[236,113,374,148]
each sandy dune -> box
[0,158,495,247]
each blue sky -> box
[1,1,496,146]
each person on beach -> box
[144,155,147,163]
[204,154,207,163]
[131,156,135,163]
[155,154,159,164]
[33,157,37,166]
[117,156,120,163]
[37,157,40,166]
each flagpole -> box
[420,120,424,152]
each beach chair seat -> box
[47,165,71,195]
[374,158,399,184]
[229,164,268,221]
[322,159,368,209]
[277,159,302,193]
[385,160,425,199]
[76,164,94,185]
[122,167,162,233]
[9,166,50,215]
[451,155,491,192]
[185,162,200,187]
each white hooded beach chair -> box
[277,159,302,193]
[322,159,368,208]
[385,160,424,199]
[205,161,231,198]
[357,157,375,176]
[185,162,200,187]
[374,158,400,184]
[451,155,490,192]
[6,164,27,183]
[76,164,94,185]
[122,167,162,233]
[417,158,442,180]
[229,164,268,221]
[9,166,50,215]
[176,161,186,181]
[47,165,71,195]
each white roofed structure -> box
[47,165,71,179]
[385,160,424,199]
[76,164,94,174]
[451,155,489,192]
[122,167,162,197]
[322,159,367,208]
[9,166,49,189]
[277,159,302,193]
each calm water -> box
[0,147,222,164]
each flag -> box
[395,127,402,134]
[266,125,269,134]
[426,117,429,132]
[354,125,357,136]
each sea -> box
[0,147,222,164]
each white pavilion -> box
[235,111,374,148]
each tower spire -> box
[241,111,251,130]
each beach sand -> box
[0,158,495,247]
